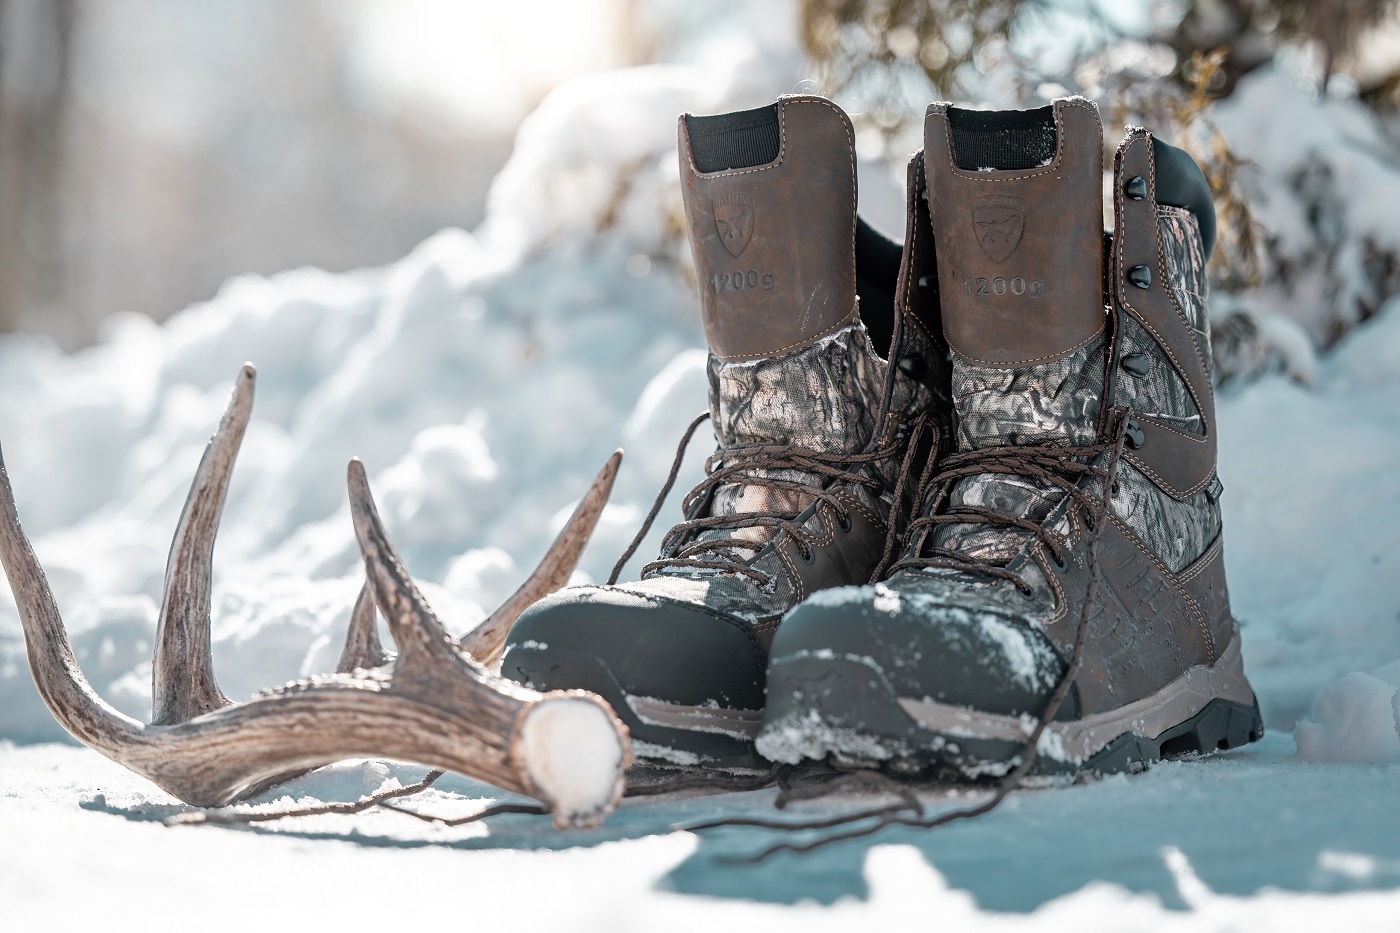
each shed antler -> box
[0,364,631,828]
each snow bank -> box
[1218,294,1400,733]
[1294,671,1400,764]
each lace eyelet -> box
[837,511,853,533]
[797,545,816,565]
[1053,553,1067,570]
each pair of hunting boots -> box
[503,95,1263,780]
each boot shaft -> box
[679,97,859,364]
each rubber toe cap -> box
[770,584,1068,718]
[502,585,766,710]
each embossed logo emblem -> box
[713,193,755,258]
[972,195,1025,262]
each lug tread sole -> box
[760,655,1264,780]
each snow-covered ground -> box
[2,64,1400,929]
[2,733,1399,930]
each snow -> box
[4,735,1400,929]
[1294,671,1400,764]
[802,585,878,609]
[755,706,912,766]
[1214,67,1400,345]
[978,615,1040,690]
[2,57,1400,928]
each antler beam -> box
[0,365,630,828]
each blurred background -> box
[0,0,710,347]
[4,0,1400,351]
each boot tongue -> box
[923,99,1107,453]
[679,95,869,454]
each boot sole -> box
[757,635,1263,779]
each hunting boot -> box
[757,98,1264,778]
[501,96,948,770]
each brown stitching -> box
[711,306,861,362]
[1031,544,1071,628]
[705,97,859,363]
[1109,134,1215,498]
[1148,182,1212,382]
[1108,513,1215,662]
[894,153,938,361]
[780,98,858,299]
[900,309,935,349]
[1122,304,1209,421]
[680,95,853,178]
[1123,451,1214,499]
[1157,209,1211,318]
[775,540,804,603]
[805,506,837,549]
[1113,138,1216,499]
[681,97,788,179]
[834,490,886,531]
[948,322,1106,367]
[1133,412,1211,444]
[1176,534,1223,585]
[898,158,922,319]
[1111,404,1217,498]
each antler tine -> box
[335,580,391,673]
[346,458,464,669]
[0,441,143,753]
[151,364,254,725]
[345,457,631,825]
[461,449,623,667]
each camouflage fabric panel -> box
[931,473,1065,564]
[930,331,1105,562]
[1113,314,1204,435]
[952,333,1106,451]
[1157,206,1211,342]
[708,320,886,452]
[882,313,945,435]
[1109,460,1219,573]
[688,320,891,556]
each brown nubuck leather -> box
[924,99,1105,367]
[679,96,859,361]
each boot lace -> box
[889,417,1132,594]
[609,411,933,587]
